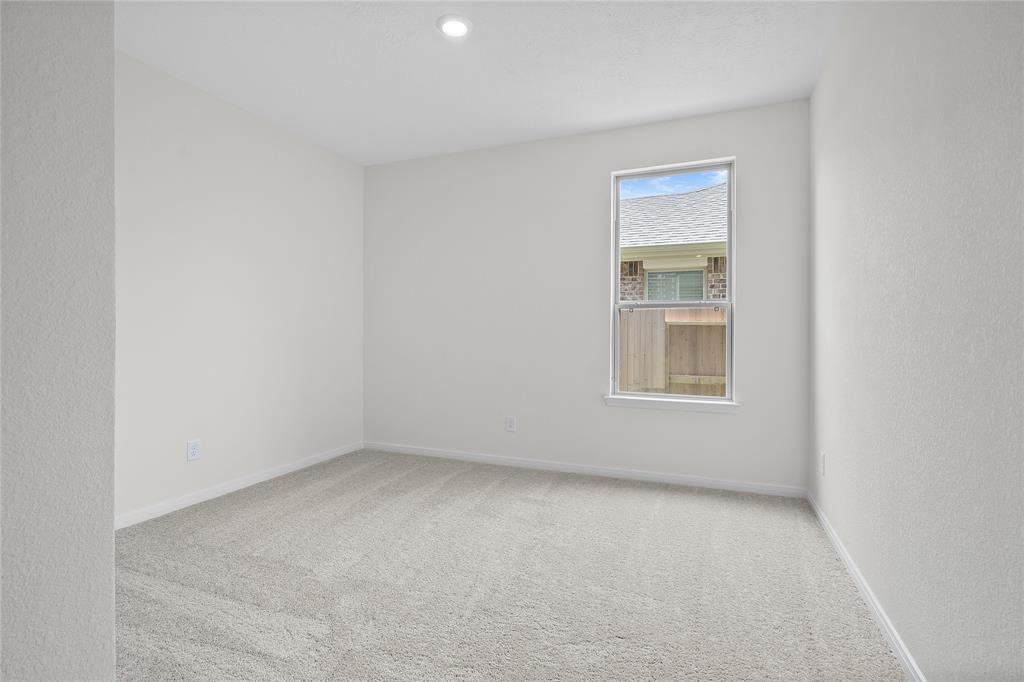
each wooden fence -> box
[618,307,727,397]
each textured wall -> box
[366,101,811,489]
[1,3,116,678]
[811,3,1023,679]
[115,56,364,518]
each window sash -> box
[612,303,732,398]
[614,301,729,311]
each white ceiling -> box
[115,2,842,165]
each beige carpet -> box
[116,450,904,680]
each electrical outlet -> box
[187,439,202,462]
[819,450,825,477]
[505,416,518,433]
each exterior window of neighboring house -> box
[646,270,704,301]
[611,159,733,402]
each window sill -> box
[603,394,741,413]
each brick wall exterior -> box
[707,256,727,300]
[619,260,645,301]
[620,256,728,301]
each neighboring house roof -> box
[619,182,727,248]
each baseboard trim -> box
[114,441,364,530]
[808,495,926,682]
[363,441,807,498]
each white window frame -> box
[605,157,738,411]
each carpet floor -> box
[117,450,904,681]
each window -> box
[646,270,704,301]
[610,159,733,403]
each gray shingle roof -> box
[619,182,727,248]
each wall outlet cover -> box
[505,416,518,433]
[187,439,202,462]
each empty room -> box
[1,1,1021,680]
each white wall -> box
[811,4,1023,680]
[365,101,811,489]
[115,56,364,518]
[1,3,116,677]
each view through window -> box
[614,161,732,399]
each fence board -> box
[618,309,666,392]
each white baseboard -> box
[113,441,364,530]
[808,495,926,682]
[114,439,803,529]
[363,441,807,498]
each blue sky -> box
[620,169,727,199]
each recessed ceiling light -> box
[437,15,471,38]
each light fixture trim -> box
[437,14,471,38]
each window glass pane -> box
[617,307,727,398]
[618,167,728,303]
[646,270,703,301]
